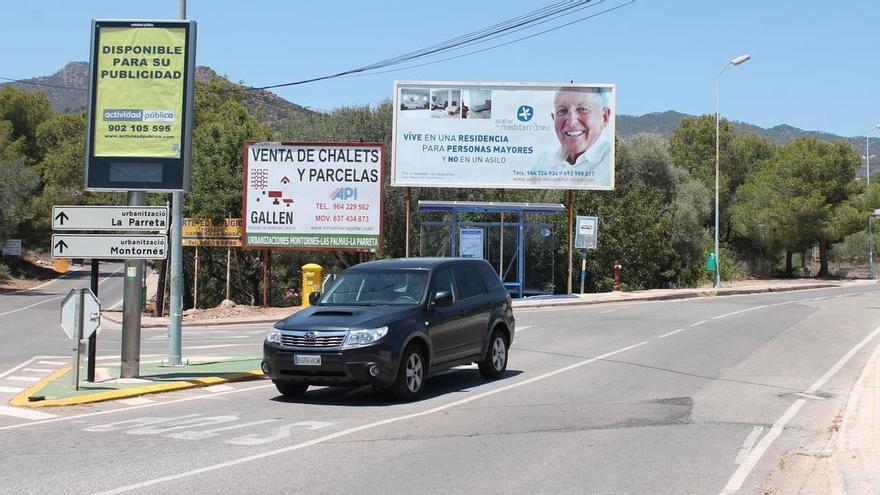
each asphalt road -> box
[0,263,125,372]
[1,283,879,494]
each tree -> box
[732,138,861,277]
[0,158,39,243]
[0,87,52,161]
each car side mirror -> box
[431,291,453,308]
[308,291,321,305]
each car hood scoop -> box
[278,305,418,329]
[309,311,355,317]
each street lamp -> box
[714,54,751,288]
[867,124,880,279]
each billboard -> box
[85,20,196,191]
[243,142,384,252]
[392,81,615,190]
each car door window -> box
[431,268,457,301]
[476,263,503,291]
[453,266,486,300]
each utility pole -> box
[167,0,188,366]
[121,191,145,377]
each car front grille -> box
[280,330,346,348]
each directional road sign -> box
[52,234,167,259]
[52,205,169,231]
[61,288,101,340]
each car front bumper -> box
[263,342,397,387]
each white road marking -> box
[107,299,124,311]
[0,406,58,420]
[515,325,533,333]
[713,305,768,320]
[95,340,650,495]
[0,383,276,432]
[721,323,880,494]
[733,426,765,464]
[4,266,84,294]
[7,376,40,382]
[0,386,24,393]
[0,296,63,318]
[794,392,826,400]
[690,320,708,327]
[36,361,67,366]
[0,357,40,379]
[118,398,154,406]
[203,384,235,393]
[22,368,53,373]
[658,328,685,339]
[601,309,615,314]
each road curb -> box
[102,283,853,325]
[513,283,842,309]
[10,367,265,408]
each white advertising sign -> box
[575,216,598,250]
[459,228,484,259]
[243,142,384,251]
[0,239,22,256]
[392,81,615,190]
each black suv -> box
[262,258,515,401]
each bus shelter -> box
[418,201,566,298]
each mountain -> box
[1,62,313,126]
[617,110,877,175]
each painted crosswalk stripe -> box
[37,361,67,366]
[7,376,40,382]
[204,384,235,393]
[22,368,54,373]
[118,398,154,406]
[0,406,58,420]
[0,386,24,393]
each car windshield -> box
[320,270,429,305]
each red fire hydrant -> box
[613,260,622,291]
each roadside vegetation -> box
[0,78,875,305]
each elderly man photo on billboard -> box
[532,87,613,187]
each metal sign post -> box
[61,288,101,390]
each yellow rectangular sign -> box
[93,26,187,158]
[182,218,242,247]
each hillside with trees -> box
[0,71,875,306]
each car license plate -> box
[294,354,321,366]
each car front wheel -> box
[274,380,308,398]
[391,344,426,401]
[479,329,508,379]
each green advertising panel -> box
[85,20,196,192]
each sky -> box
[1,0,878,138]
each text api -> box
[516,105,534,122]
[330,187,358,201]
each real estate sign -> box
[243,142,384,252]
[392,81,615,191]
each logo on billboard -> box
[516,105,534,122]
[330,187,358,201]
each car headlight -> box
[266,328,282,344]
[342,326,388,349]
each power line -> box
[0,75,86,91]
[347,0,634,78]
[245,0,603,91]
[0,0,634,109]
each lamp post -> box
[868,125,880,279]
[714,54,751,288]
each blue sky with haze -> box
[2,1,877,137]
